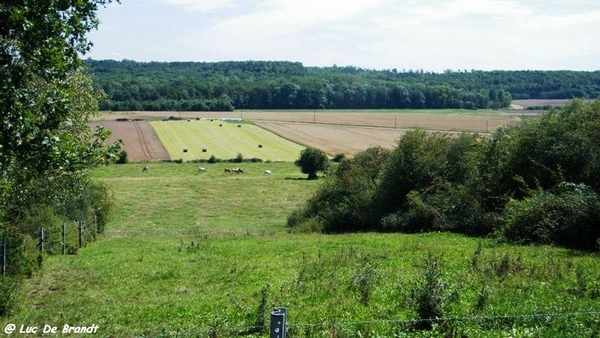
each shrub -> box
[234,153,244,163]
[0,276,20,316]
[332,152,346,162]
[409,254,449,330]
[115,150,128,164]
[498,182,600,250]
[287,147,389,233]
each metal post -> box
[270,307,287,338]
[39,227,45,252]
[78,220,83,248]
[62,222,66,255]
[0,241,5,276]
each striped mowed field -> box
[150,119,306,161]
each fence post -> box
[62,222,66,255]
[270,307,287,338]
[78,220,83,248]
[39,227,45,252]
[0,240,5,275]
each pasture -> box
[150,119,306,162]
[2,162,599,337]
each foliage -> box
[289,100,600,251]
[409,254,450,330]
[89,61,600,112]
[499,183,600,250]
[288,147,389,232]
[0,0,120,315]
[83,60,542,111]
[294,148,330,180]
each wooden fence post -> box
[270,307,287,338]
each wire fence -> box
[136,310,600,338]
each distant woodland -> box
[86,59,600,111]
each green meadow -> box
[150,120,306,162]
[2,162,599,337]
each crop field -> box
[3,162,599,337]
[91,120,170,162]
[95,109,521,161]
[149,119,306,162]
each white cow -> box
[265,170,272,175]
[198,167,207,172]
[142,166,150,172]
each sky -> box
[86,0,600,72]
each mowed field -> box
[150,119,306,161]
[96,109,522,161]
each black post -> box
[78,220,83,248]
[0,241,5,275]
[270,307,287,338]
[62,222,66,255]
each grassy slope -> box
[2,163,599,337]
[150,120,305,162]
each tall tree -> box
[0,0,120,194]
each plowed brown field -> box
[91,121,169,162]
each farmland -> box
[150,119,305,162]
[95,109,522,161]
[2,162,599,337]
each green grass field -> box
[150,120,306,162]
[2,163,599,337]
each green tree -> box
[295,148,329,180]
[0,0,120,285]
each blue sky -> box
[86,0,600,72]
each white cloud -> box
[88,0,600,70]
[158,0,236,12]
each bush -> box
[115,150,128,164]
[332,153,346,162]
[409,254,451,330]
[498,183,600,250]
[287,147,389,233]
[0,276,20,316]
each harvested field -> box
[510,99,596,109]
[149,120,305,162]
[91,121,169,162]
[97,110,520,133]
[255,122,406,156]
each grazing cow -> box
[233,167,244,173]
[265,170,272,175]
[224,168,232,173]
[198,167,206,172]
[142,166,149,172]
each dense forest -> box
[86,59,600,111]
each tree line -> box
[288,100,600,252]
[85,59,600,111]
